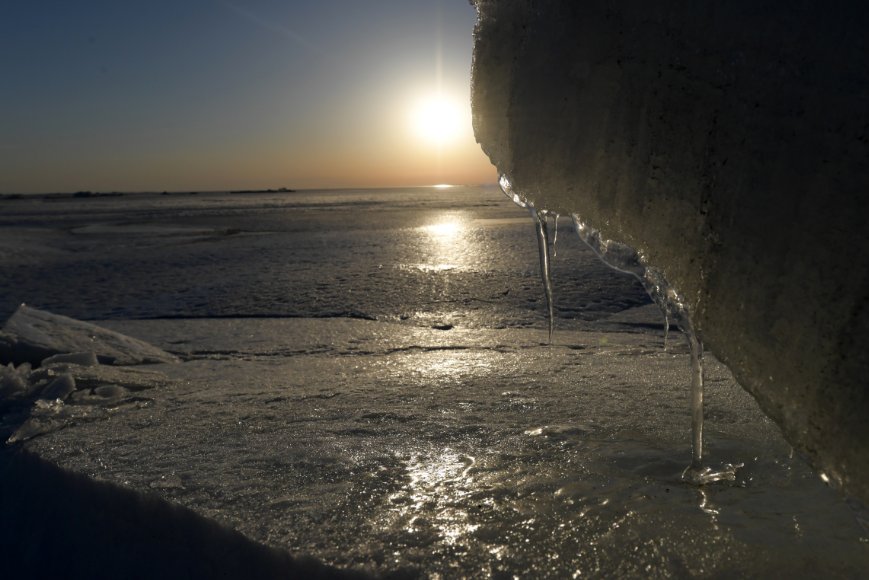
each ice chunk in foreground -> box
[42,351,99,367]
[472,1,869,502]
[0,305,177,365]
[1,359,170,443]
[0,363,30,399]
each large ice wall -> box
[471,1,869,502]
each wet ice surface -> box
[2,188,868,576]
[20,319,869,576]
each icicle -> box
[499,174,557,342]
[551,214,559,258]
[502,189,735,480]
[686,326,704,467]
[570,214,742,483]
[663,312,670,350]
[532,209,555,343]
[674,293,742,484]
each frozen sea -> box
[0,187,866,577]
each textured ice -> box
[471,0,869,502]
[0,305,178,365]
[0,310,174,444]
[0,357,168,444]
[42,351,99,367]
[1,188,867,575]
[18,318,869,576]
[0,449,360,579]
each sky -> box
[0,0,496,193]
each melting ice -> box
[500,174,741,483]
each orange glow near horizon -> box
[0,3,499,194]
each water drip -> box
[679,318,743,485]
[686,321,704,467]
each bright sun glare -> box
[409,94,465,146]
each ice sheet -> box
[17,318,869,577]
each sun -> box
[409,94,465,146]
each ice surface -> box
[0,449,361,579]
[0,188,650,329]
[1,188,866,575]
[472,0,869,502]
[0,305,178,365]
[17,318,869,577]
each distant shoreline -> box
[0,184,499,201]
[0,191,128,201]
[0,188,296,201]
[229,187,295,194]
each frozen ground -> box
[1,188,867,576]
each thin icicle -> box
[531,209,555,343]
[663,312,670,350]
[551,214,559,258]
[679,306,743,484]
[687,328,704,467]
[499,174,556,342]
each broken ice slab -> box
[1,361,169,443]
[41,351,99,367]
[0,305,178,365]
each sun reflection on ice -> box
[412,215,474,273]
[389,447,480,546]
[421,219,464,240]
